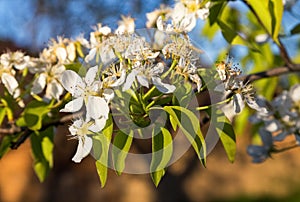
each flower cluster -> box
[0,1,212,164]
[147,0,210,33]
[57,3,210,162]
[248,84,300,163]
[215,59,267,119]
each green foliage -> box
[30,127,54,182]
[16,100,53,131]
[164,106,206,166]
[247,0,283,44]
[150,127,173,187]
[94,114,113,188]
[291,23,300,35]
[209,109,236,163]
[112,130,133,175]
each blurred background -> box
[1,0,300,201]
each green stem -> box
[143,60,178,101]
[196,97,232,111]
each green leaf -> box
[30,127,54,182]
[0,107,6,125]
[217,7,259,51]
[95,161,108,188]
[112,130,133,175]
[150,127,173,187]
[211,109,236,163]
[247,0,283,44]
[291,23,300,35]
[208,1,226,25]
[94,115,113,188]
[164,106,206,166]
[18,100,53,130]
[0,135,13,158]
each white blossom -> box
[68,118,106,163]
[123,62,176,93]
[60,66,110,120]
[31,64,65,100]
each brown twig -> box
[0,111,83,149]
[241,64,300,83]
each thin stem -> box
[241,64,300,83]
[196,97,232,111]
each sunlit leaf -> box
[150,127,173,187]
[112,130,133,175]
[94,114,113,188]
[164,106,206,166]
[247,0,283,44]
[209,109,236,163]
[18,100,53,131]
[30,127,54,182]
[0,107,6,125]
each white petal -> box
[85,48,97,63]
[265,120,281,132]
[151,62,164,75]
[110,69,126,87]
[137,75,149,88]
[72,136,93,163]
[56,47,67,62]
[86,96,109,120]
[156,16,165,31]
[89,117,107,132]
[122,70,138,91]
[1,73,19,96]
[60,97,84,113]
[152,77,176,93]
[69,119,83,135]
[60,70,85,96]
[179,15,196,32]
[46,80,64,100]
[103,88,114,103]
[290,84,300,103]
[31,74,47,94]
[85,66,99,86]
[67,43,76,61]
[233,93,245,114]
[53,64,65,76]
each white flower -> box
[0,51,31,70]
[123,62,176,93]
[115,15,135,34]
[31,64,65,100]
[1,73,20,98]
[289,84,300,103]
[49,37,78,63]
[247,128,273,163]
[68,118,106,163]
[146,5,172,28]
[157,0,210,33]
[60,66,110,120]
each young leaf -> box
[30,127,54,182]
[150,127,173,187]
[94,115,113,188]
[246,0,283,44]
[112,130,133,175]
[0,107,6,125]
[164,106,206,166]
[291,23,300,35]
[19,100,53,130]
[209,109,236,163]
[208,1,226,26]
